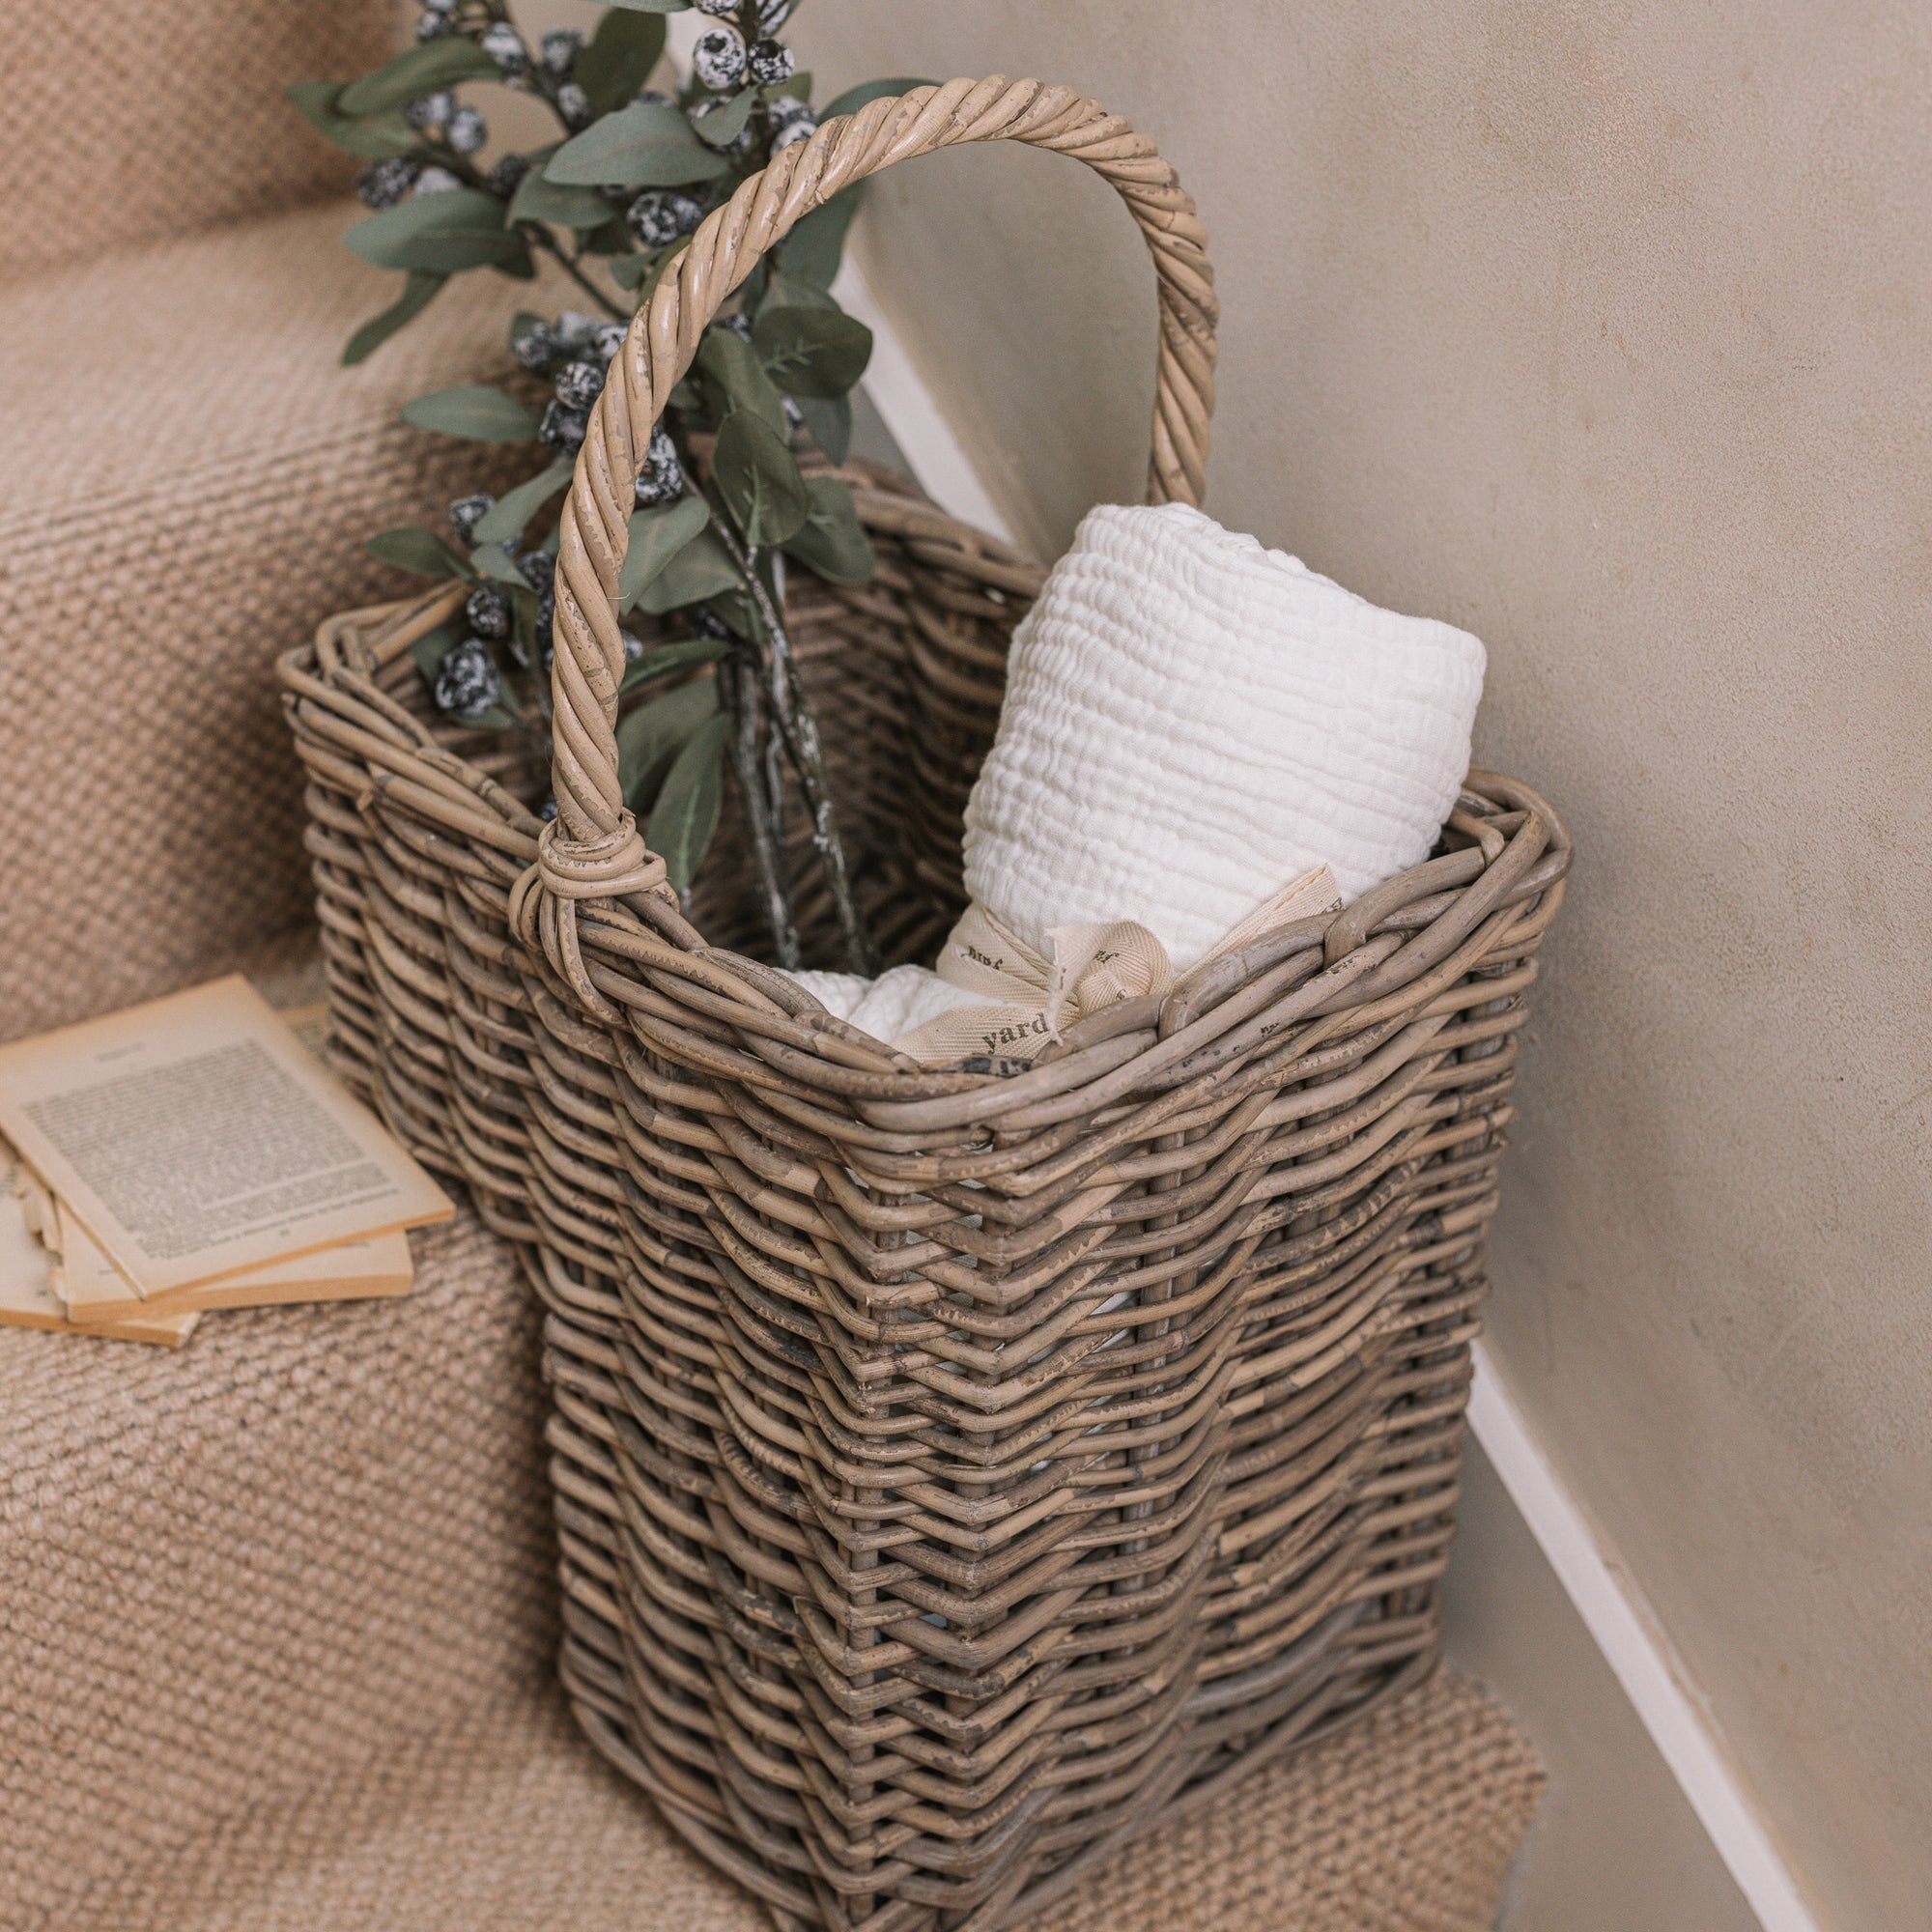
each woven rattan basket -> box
[281,77,1570,1932]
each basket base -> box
[556,1615,1441,1932]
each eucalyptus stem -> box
[722,651,801,968]
[720,526,880,976]
[523,228,627,320]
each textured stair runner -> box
[1,1191,1542,1932]
[46,1675,1541,1932]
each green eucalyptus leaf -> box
[489,246,538,281]
[753,304,871,399]
[781,475,874,584]
[820,78,935,122]
[346,188,527,273]
[619,496,712,611]
[647,711,729,894]
[637,526,743,613]
[691,88,755,148]
[401,384,541,442]
[602,0,690,11]
[617,677,720,810]
[469,542,533,586]
[410,623,457,682]
[577,7,668,115]
[763,72,812,103]
[472,458,575,546]
[763,268,838,313]
[703,589,756,637]
[792,393,853,466]
[341,270,446,366]
[778,186,860,291]
[547,98,727,187]
[617,635,729,696]
[453,700,521,731]
[287,81,414,158]
[696,329,786,437]
[712,410,811,547]
[368,526,476,580]
[509,582,540,654]
[339,39,501,116]
[508,160,614,231]
[580,216,634,255]
[608,250,657,290]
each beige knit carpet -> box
[0,201,560,1047]
[46,1675,1540,1932]
[0,0,388,277]
[1,1190,1543,1932]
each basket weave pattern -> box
[281,79,1569,1932]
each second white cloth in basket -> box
[789,499,1487,1056]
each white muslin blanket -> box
[786,965,989,1044]
[963,501,1485,968]
[785,500,1487,1061]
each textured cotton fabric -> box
[963,502,1486,967]
[786,963,989,1039]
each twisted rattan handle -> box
[533,76,1217,962]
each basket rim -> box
[280,562,1570,1125]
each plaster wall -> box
[776,7,1932,1927]
[1443,1438,1759,1932]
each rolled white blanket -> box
[964,501,1485,969]
[785,966,989,1042]
[783,500,1487,1055]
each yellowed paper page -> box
[54,1203,413,1318]
[0,1147,197,1347]
[0,976,452,1298]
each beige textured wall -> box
[785,7,1932,1928]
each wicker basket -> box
[281,77,1570,1932]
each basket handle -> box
[526,77,1217,977]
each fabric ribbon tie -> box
[899,864,1344,1065]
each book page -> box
[0,977,452,1297]
[54,1203,413,1318]
[0,1144,197,1347]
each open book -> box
[0,978,452,1341]
[1,1142,198,1346]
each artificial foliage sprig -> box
[294,0,927,971]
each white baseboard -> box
[839,250,1821,1932]
[1468,1344,1819,1932]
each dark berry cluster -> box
[633,428,685,507]
[768,96,816,150]
[448,493,494,545]
[484,152,529,198]
[539,29,582,77]
[627,188,706,250]
[690,26,747,93]
[356,156,419,209]
[466,583,511,639]
[434,637,499,716]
